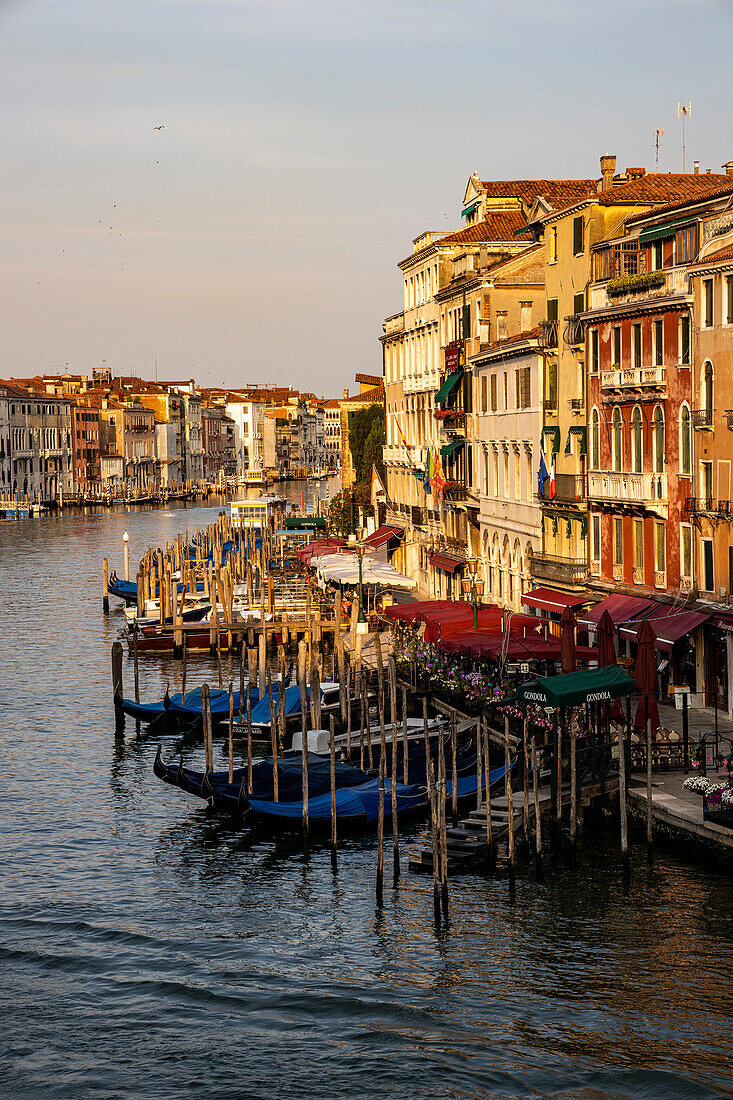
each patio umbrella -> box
[633,618,659,733]
[597,610,616,667]
[560,604,577,673]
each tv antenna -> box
[677,102,692,172]
[652,127,664,170]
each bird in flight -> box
[153,125,164,131]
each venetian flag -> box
[431,449,447,498]
[395,418,411,451]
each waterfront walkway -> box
[628,770,733,857]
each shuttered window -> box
[573,216,584,255]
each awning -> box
[577,593,656,630]
[619,609,711,651]
[521,587,591,616]
[542,426,561,454]
[713,612,733,634]
[517,665,636,708]
[428,551,464,575]
[462,202,478,218]
[565,426,587,455]
[440,439,464,458]
[363,524,404,549]
[638,217,694,245]
[512,223,532,237]
[435,371,463,406]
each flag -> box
[538,452,548,498]
[423,449,432,495]
[395,419,410,452]
[548,462,556,500]
[431,449,447,499]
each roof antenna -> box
[677,102,692,173]
[652,127,664,170]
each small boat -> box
[121,685,259,724]
[234,682,340,734]
[124,602,212,629]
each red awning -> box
[428,551,464,575]
[363,524,404,549]
[521,587,591,616]
[619,609,711,651]
[713,612,733,634]
[577,593,656,630]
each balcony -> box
[529,552,587,585]
[563,316,585,348]
[589,266,689,310]
[600,366,667,393]
[539,319,558,349]
[539,473,586,504]
[588,470,668,516]
[692,409,713,429]
[411,505,425,526]
[684,496,714,514]
[543,399,558,414]
[443,481,467,503]
[434,409,466,433]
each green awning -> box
[440,439,464,458]
[285,516,327,531]
[517,666,636,708]
[512,223,533,237]
[638,217,694,244]
[542,426,561,454]
[435,370,463,406]
[565,426,587,455]
[462,202,478,218]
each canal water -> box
[1,489,732,1100]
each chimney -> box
[343,388,349,399]
[625,167,646,180]
[694,161,700,175]
[723,160,733,177]
[599,154,616,192]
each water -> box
[1,492,732,1099]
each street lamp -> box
[355,538,369,634]
[461,557,485,629]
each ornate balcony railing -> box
[588,470,667,513]
[692,409,713,429]
[539,319,558,349]
[600,366,667,392]
[529,553,587,585]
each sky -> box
[0,0,731,396]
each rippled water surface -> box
[1,495,732,1099]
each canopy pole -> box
[620,694,630,883]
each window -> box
[633,519,644,569]
[612,326,621,367]
[702,538,714,592]
[701,460,713,505]
[493,450,499,495]
[526,450,533,502]
[655,522,666,573]
[503,450,509,497]
[547,362,557,409]
[503,372,508,409]
[703,360,714,414]
[547,299,558,322]
[577,361,585,407]
[483,449,489,494]
[591,514,601,563]
[653,241,663,271]
[680,406,691,476]
[613,517,623,565]
[653,405,665,473]
[573,291,584,315]
[632,406,643,472]
[590,408,600,469]
[514,451,521,499]
[549,226,557,263]
[496,312,507,341]
[654,319,664,366]
[680,524,692,578]
[590,329,599,374]
[520,301,532,331]
[727,275,733,325]
[481,376,488,412]
[573,216,584,255]
[632,324,642,369]
[704,279,714,327]
[680,315,691,364]
[675,224,697,263]
[515,367,531,409]
[490,374,497,411]
[612,408,623,471]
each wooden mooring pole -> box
[111,641,124,729]
[505,716,515,888]
[329,714,337,870]
[102,558,109,612]
[646,713,654,868]
[531,736,542,878]
[620,696,630,881]
[424,697,440,925]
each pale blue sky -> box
[0,0,730,394]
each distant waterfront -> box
[1,493,732,1100]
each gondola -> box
[239,682,340,733]
[121,685,259,724]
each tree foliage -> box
[348,404,385,487]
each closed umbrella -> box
[633,618,659,733]
[597,610,616,667]
[560,604,576,673]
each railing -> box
[569,397,584,411]
[529,552,587,585]
[588,470,668,510]
[539,473,586,503]
[539,319,558,349]
[563,316,585,347]
[543,399,557,413]
[684,496,714,514]
[411,505,425,526]
[692,409,713,429]
[600,366,667,391]
[589,265,689,310]
[443,484,467,502]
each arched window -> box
[679,404,691,476]
[590,407,600,470]
[631,406,643,473]
[703,360,714,415]
[653,405,665,473]
[612,408,623,472]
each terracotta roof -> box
[354,372,381,386]
[624,179,733,224]
[440,212,533,246]
[342,385,383,405]
[688,243,733,268]
[477,179,598,204]
[599,173,732,208]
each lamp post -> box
[123,530,130,582]
[355,537,369,634]
[461,556,485,629]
